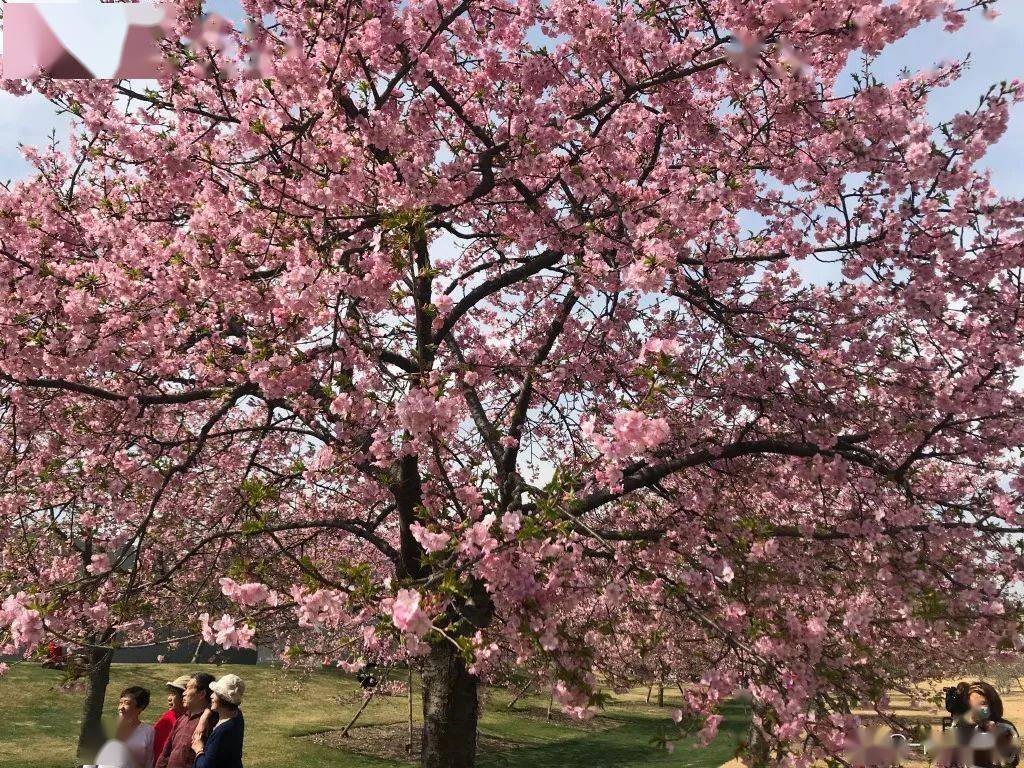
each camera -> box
[356,662,379,690]
[945,685,971,717]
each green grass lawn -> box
[0,663,746,768]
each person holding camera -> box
[943,681,1020,768]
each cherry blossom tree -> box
[0,408,271,757]
[3,0,1024,765]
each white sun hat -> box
[166,675,191,693]
[210,673,245,706]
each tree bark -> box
[340,688,378,738]
[76,644,113,763]
[746,698,772,767]
[506,677,532,710]
[407,666,415,753]
[420,641,479,768]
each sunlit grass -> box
[0,663,745,768]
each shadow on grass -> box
[479,699,750,768]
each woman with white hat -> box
[191,674,245,768]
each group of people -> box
[85,672,246,768]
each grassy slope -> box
[0,663,745,768]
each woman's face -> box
[969,691,992,722]
[211,692,223,713]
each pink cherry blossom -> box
[86,553,110,575]
[201,612,255,650]
[390,589,431,638]
[410,523,451,553]
[0,594,43,652]
[220,577,270,606]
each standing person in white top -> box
[91,686,156,768]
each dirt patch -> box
[325,689,409,707]
[857,713,939,730]
[503,704,622,732]
[301,723,518,763]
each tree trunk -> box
[420,641,479,768]
[340,688,377,738]
[76,645,113,763]
[407,666,415,753]
[506,677,532,710]
[746,699,772,767]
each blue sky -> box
[858,2,1024,196]
[1,1,1021,195]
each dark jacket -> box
[194,712,243,768]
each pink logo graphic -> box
[2,1,181,79]
[1,4,297,80]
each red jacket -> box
[156,709,203,768]
[153,709,178,763]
